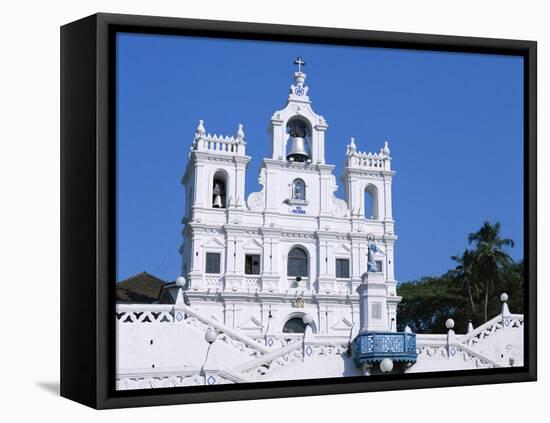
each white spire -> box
[289,57,310,101]
[383,141,391,157]
[196,119,206,135]
[236,123,245,141]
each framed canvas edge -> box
[61,12,537,410]
[60,13,99,409]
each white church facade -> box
[179,59,398,339]
[115,60,524,389]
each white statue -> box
[367,234,385,272]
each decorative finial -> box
[349,137,356,151]
[379,358,394,374]
[383,141,390,157]
[501,292,511,317]
[446,318,456,354]
[236,123,245,140]
[175,276,186,305]
[204,328,217,344]
[289,58,308,98]
[196,119,205,135]
[294,56,306,73]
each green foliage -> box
[397,274,469,333]
[397,221,524,334]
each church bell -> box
[287,136,309,162]
[213,194,223,208]
[212,180,225,208]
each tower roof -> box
[268,58,328,163]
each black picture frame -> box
[60,12,537,409]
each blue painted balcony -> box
[352,331,417,365]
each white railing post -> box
[500,292,511,329]
[445,318,456,359]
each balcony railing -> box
[204,274,222,288]
[287,277,310,290]
[244,276,261,290]
[353,331,417,364]
[335,278,352,293]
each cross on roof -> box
[293,57,305,73]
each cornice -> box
[191,150,251,165]
[342,167,396,178]
[184,289,360,304]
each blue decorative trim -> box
[352,331,417,365]
[207,375,216,385]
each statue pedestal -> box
[357,272,389,332]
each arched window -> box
[282,317,307,334]
[292,178,306,201]
[364,184,378,219]
[288,247,308,278]
[212,171,227,208]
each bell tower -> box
[181,120,251,290]
[268,57,328,165]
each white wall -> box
[3,0,548,422]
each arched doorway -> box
[282,317,307,334]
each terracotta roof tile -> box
[116,272,168,304]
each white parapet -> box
[346,139,391,171]
[192,120,247,156]
[115,295,524,389]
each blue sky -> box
[116,32,524,283]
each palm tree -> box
[468,221,514,322]
[451,249,478,314]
